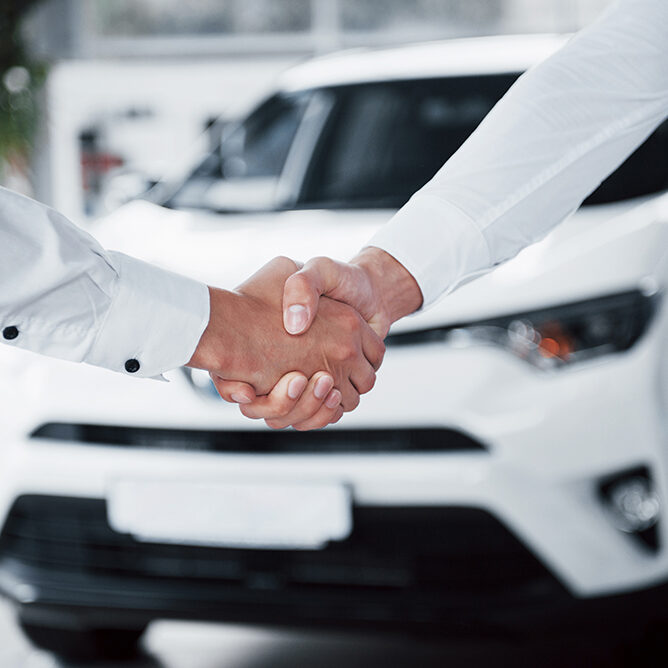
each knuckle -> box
[212,353,228,377]
[344,393,360,412]
[369,339,386,371]
[274,396,293,415]
[307,256,334,272]
[272,255,298,274]
[239,405,260,420]
[295,419,324,432]
[291,272,314,295]
[335,342,357,362]
[285,272,317,306]
[305,256,340,292]
[360,373,376,394]
[343,309,360,330]
[330,343,345,362]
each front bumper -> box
[0,495,569,631]
[4,495,668,635]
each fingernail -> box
[314,375,333,400]
[285,304,309,335]
[231,392,251,404]
[288,376,307,400]
[325,389,341,409]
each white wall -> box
[43,56,300,222]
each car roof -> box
[278,34,569,92]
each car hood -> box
[94,193,668,333]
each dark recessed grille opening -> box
[29,424,486,454]
[0,496,564,626]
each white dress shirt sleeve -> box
[0,187,210,377]
[368,0,668,307]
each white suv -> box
[1,35,668,660]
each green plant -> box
[0,1,46,163]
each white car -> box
[1,35,668,659]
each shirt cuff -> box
[85,252,210,378]
[367,193,491,308]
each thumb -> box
[283,257,342,335]
[209,375,257,404]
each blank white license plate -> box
[107,479,352,550]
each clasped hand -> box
[188,256,386,430]
[188,248,423,430]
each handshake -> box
[187,247,423,430]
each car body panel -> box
[2,34,668,633]
[94,192,668,331]
[278,35,568,92]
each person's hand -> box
[214,249,422,430]
[211,368,345,430]
[211,370,345,430]
[282,247,423,338]
[187,256,385,410]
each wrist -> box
[351,247,423,327]
[187,286,240,374]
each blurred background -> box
[9,2,668,667]
[5,0,610,220]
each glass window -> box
[300,76,517,209]
[79,0,614,57]
[338,0,613,37]
[340,0,504,35]
[169,92,311,211]
[583,120,668,206]
[299,76,668,210]
[90,0,312,37]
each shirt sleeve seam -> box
[412,191,494,265]
[83,258,123,365]
[475,101,668,237]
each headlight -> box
[386,289,658,370]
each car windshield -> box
[168,75,668,213]
[300,76,517,209]
[167,92,312,212]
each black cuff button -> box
[124,359,140,373]
[3,326,19,340]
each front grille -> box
[30,424,486,454]
[0,496,564,627]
